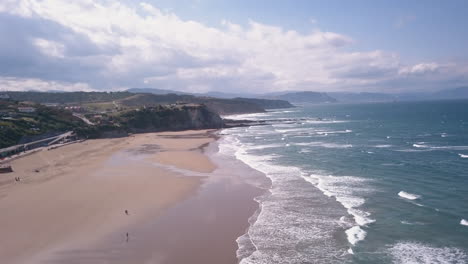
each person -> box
[126,232,129,242]
[125,210,129,215]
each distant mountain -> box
[6,91,133,103]
[127,88,258,99]
[267,91,337,103]
[232,97,294,109]
[329,92,397,103]
[431,87,468,100]
[126,88,189,95]
[198,91,255,99]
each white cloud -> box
[0,77,93,92]
[0,0,466,93]
[34,38,65,58]
[399,63,440,75]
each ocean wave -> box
[388,242,467,264]
[345,226,366,246]
[398,191,421,200]
[222,132,352,263]
[298,148,312,153]
[222,112,273,120]
[461,219,468,226]
[374,144,392,148]
[303,119,349,124]
[412,143,468,151]
[275,127,311,133]
[244,143,285,150]
[316,130,353,135]
[400,220,426,225]
[303,174,374,246]
[294,142,353,149]
[459,154,468,158]
[395,149,432,152]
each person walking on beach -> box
[125,209,129,215]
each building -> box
[17,106,36,113]
[0,94,10,100]
[43,103,59,107]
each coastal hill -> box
[118,93,268,115]
[0,100,224,149]
[0,100,84,148]
[5,91,293,115]
[1,90,292,148]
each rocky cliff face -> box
[75,104,224,139]
[117,104,223,133]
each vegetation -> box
[6,91,133,104]
[0,101,84,148]
[5,91,293,115]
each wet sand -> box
[0,130,264,264]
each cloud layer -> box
[0,0,466,93]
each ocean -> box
[218,100,468,264]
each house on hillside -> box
[43,103,59,107]
[17,106,36,113]
[0,94,10,100]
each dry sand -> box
[0,130,219,264]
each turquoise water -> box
[220,100,468,264]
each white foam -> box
[316,130,352,135]
[275,127,310,133]
[345,226,367,245]
[459,154,468,158]
[303,174,375,237]
[228,143,350,263]
[298,148,311,153]
[375,144,392,148]
[461,219,468,226]
[400,220,426,225]
[222,112,271,120]
[245,143,284,150]
[412,144,468,151]
[398,191,421,200]
[304,119,349,124]
[388,242,467,264]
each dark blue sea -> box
[218,100,468,264]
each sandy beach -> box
[0,129,262,264]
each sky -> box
[0,0,467,94]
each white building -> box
[18,107,36,113]
[0,94,10,100]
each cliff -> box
[75,104,224,139]
[118,104,223,132]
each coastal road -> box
[73,113,94,125]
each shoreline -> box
[0,129,265,264]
